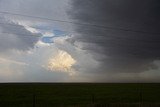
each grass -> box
[0,83,160,107]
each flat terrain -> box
[0,83,160,107]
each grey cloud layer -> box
[0,17,40,52]
[0,0,70,21]
[68,0,160,73]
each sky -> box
[0,0,160,82]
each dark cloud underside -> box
[0,17,40,52]
[68,0,160,73]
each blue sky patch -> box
[41,37,54,43]
[33,25,68,44]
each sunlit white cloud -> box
[47,50,76,76]
[24,26,39,34]
[0,16,101,82]
[35,40,51,47]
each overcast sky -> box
[0,0,160,82]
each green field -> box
[0,83,160,107]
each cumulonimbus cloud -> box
[68,0,160,73]
[48,50,76,76]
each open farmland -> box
[0,83,160,107]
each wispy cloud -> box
[0,57,28,66]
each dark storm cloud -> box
[68,0,160,73]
